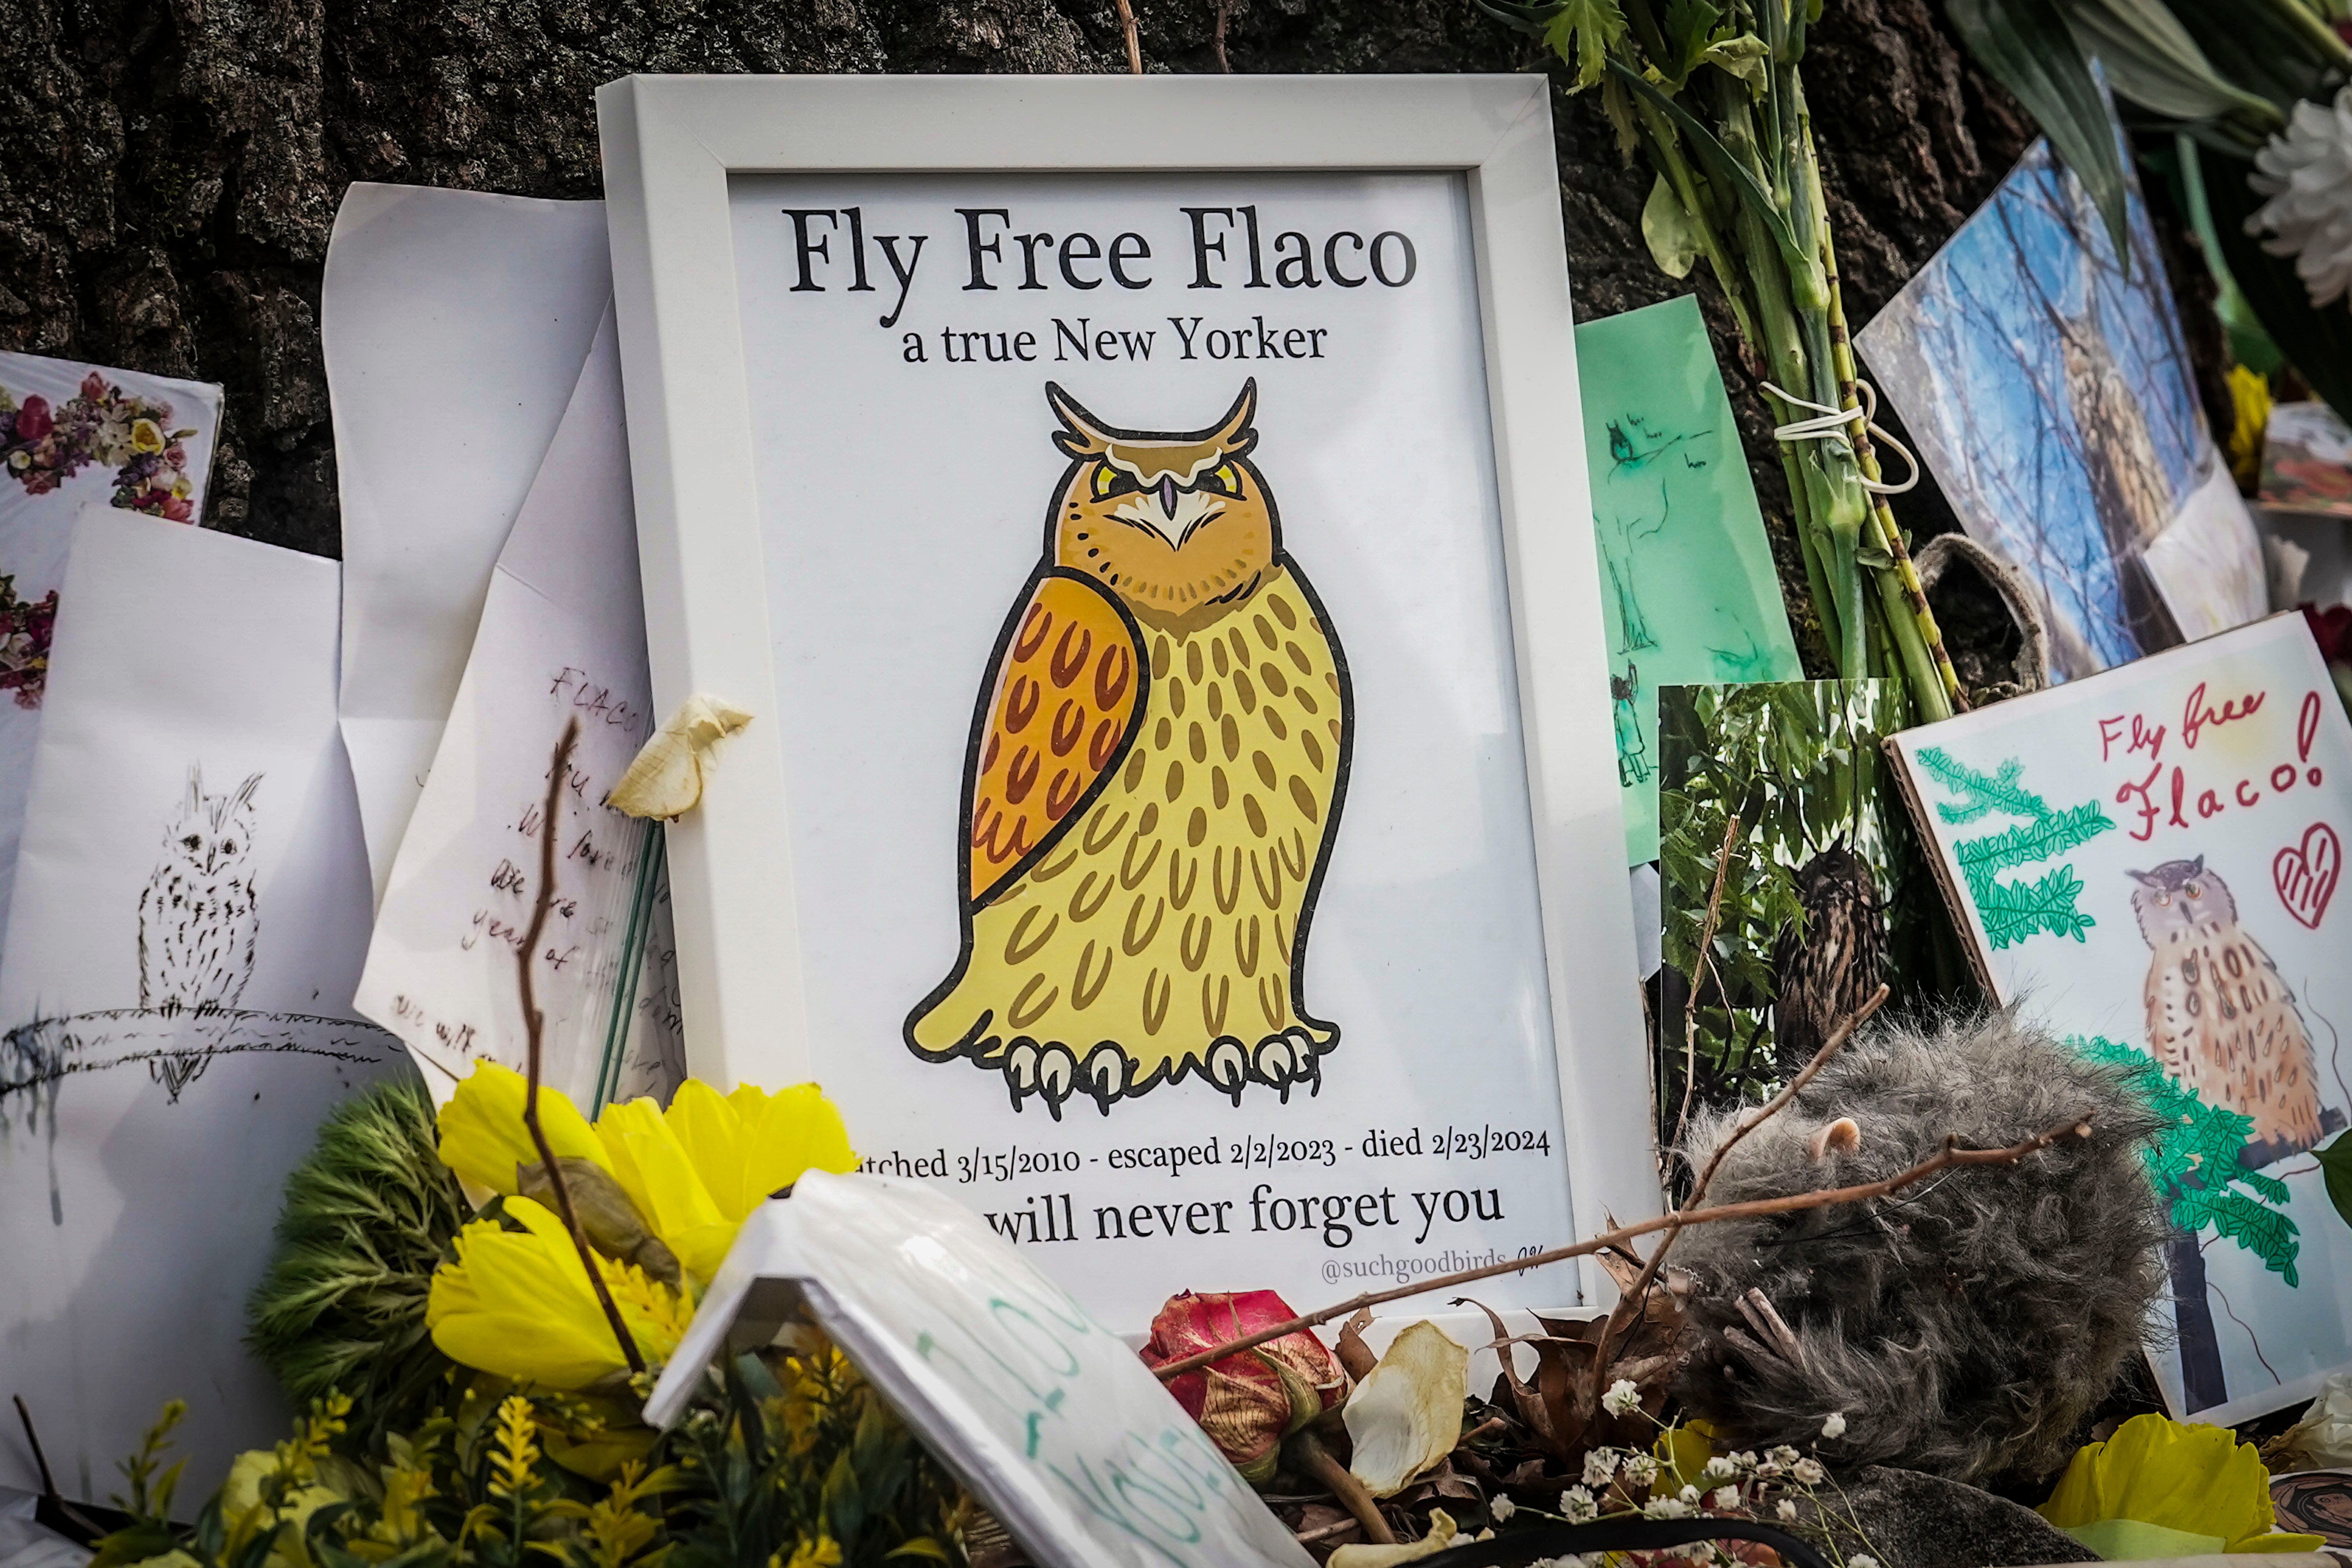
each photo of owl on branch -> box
[904,380,1354,1117]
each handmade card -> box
[2261,401,2352,520]
[356,306,684,1109]
[325,184,613,898]
[1858,140,2266,680]
[645,1171,1314,1568]
[1576,297,1803,866]
[1656,681,1946,1156]
[0,509,402,1502]
[0,352,221,955]
[1887,613,2352,1424]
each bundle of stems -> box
[1488,0,1962,721]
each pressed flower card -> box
[0,351,222,959]
[1888,613,2352,1425]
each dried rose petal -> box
[1141,1289,1347,1483]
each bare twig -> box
[1674,812,1743,1155]
[1113,0,1142,73]
[1151,1101,2090,1382]
[519,718,645,1379]
[1583,981,1887,1423]
[1685,982,1888,1213]
[12,1395,57,1498]
[1288,1429,1394,1544]
[1213,0,1231,70]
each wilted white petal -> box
[1329,1507,1462,1567]
[1820,1411,1848,1440]
[609,694,753,818]
[1343,1321,1469,1498]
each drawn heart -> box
[2274,822,2341,930]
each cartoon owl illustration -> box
[139,765,261,1018]
[905,380,1352,1116]
[1770,839,1886,1073]
[2130,856,2336,1167]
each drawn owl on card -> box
[905,381,1353,1116]
[139,765,261,1019]
[2130,855,2340,1167]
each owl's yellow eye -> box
[1091,462,1140,501]
[1199,461,1243,497]
[2185,883,2202,898]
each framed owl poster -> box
[595,74,1653,1332]
[1886,612,2352,1427]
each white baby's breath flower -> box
[1582,1449,1621,1488]
[1563,1485,1599,1523]
[1678,1485,1701,1505]
[2248,87,2352,306]
[1778,1499,1800,1522]
[1709,1486,1742,1511]
[1490,1495,1516,1523]
[1850,1556,1882,1568]
[1768,1445,1801,1468]
[1702,1456,1737,1482]
[1820,1411,1848,1440]
[1602,1378,1642,1416]
[1621,1454,1659,1488]
[1731,1450,1759,1470]
[1792,1457,1826,1486]
[1644,1496,1693,1520]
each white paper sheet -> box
[0,353,222,961]
[356,308,683,1109]
[2144,456,2271,641]
[324,184,611,901]
[0,509,401,1505]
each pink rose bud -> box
[80,372,106,400]
[1140,1290,1347,1484]
[15,396,51,442]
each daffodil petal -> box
[437,1062,610,1195]
[426,1197,683,1388]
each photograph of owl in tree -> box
[1654,681,1962,1176]
[1857,141,2209,681]
[904,381,1352,1118]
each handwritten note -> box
[355,307,682,1108]
[1888,613,2352,1426]
[645,1172,1316,1568]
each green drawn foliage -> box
[2318,1130,2352,1235]
[2069,1033,2300,1285]
[1915,747,2115,948]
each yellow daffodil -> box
[426,1196,691,1388]
[2038,1414,2324,1558]
[435,1063,857,1289]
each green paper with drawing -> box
[1576,295,1801,865]
[1887,614,2352,1426]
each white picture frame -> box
[596,73,1656,1318]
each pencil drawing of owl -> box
[2130,855,2337,1167]
[139,766,261,1018]
[906,380,1352,1116]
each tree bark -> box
[0,0,2163,682]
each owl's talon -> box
[1254,1036,1299,1101]
[1205,1038,1248,1105]
[1003,1041,1042,1112]
[1080,1044,1127,1113]
[1284,1027,1325,1096]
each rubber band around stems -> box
[1758,378,1921,495]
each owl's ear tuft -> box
[233,774,262,808]
[2125,868,2155,887]
[1045,382,1111,458]
[186,764,203,814]
[1211,378,1259,458]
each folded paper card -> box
[0,509,400,1503]
[356,306,684,1108]
[0,352,222,958]
[1886,613,2352,1425]
[1576,296,1803,865]
[643,1170,1315,1568]
[325,184,613,899]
